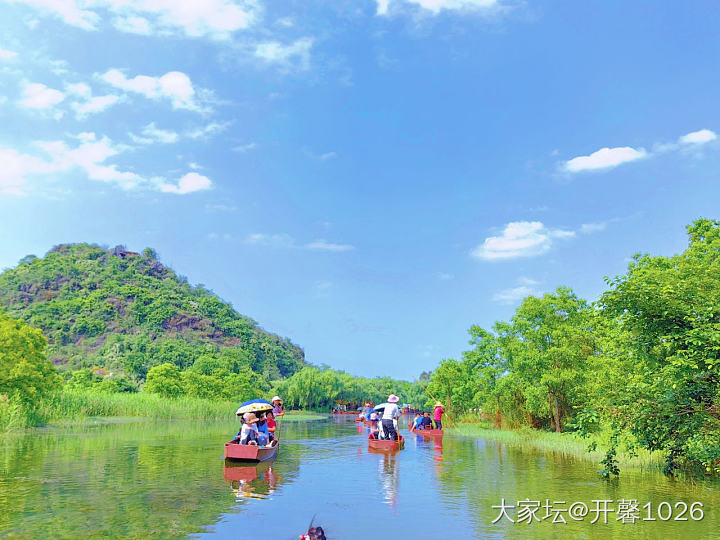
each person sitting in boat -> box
[433,402,445,430]
[266,411,277,436]
[272,396,285,417]
[255,414,271,446]
[238,412,259,445]
[419,411,433,430]
[378,394,401,441]
[410,413,422,432]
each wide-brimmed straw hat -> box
[435,401,443,407]
[272,396,283,402]
[388,394,399,403]
[243,412,256,422]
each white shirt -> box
[240,423,258,442]
[380,403,399,420]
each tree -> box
[0,313,60,403]
[495,287,595,432]
[600,219,720,473]
[144,363,185,398]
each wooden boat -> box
[368,434,405,452]
[412,428,444,437]
[225,440,279,462]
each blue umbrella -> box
[235,398,273,416]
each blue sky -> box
[1,0,720,379]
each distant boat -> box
[368,434,405,452]
[225,440,279,462]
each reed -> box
[0,392,332,432]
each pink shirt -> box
[433,407,444,421]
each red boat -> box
[368,434,405,452]
[411,428,444,437]
[225,440,279,462]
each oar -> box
[416,378,456,429]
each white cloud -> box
[8,0,258,39]
[100,69,207,112]
[65,82,120,119]
[0,147,55,195]
[437,272,454,280]
[6,0,99,30]
[254,37,313,71]
[375,0,390,15]
[72,94,120,119]
[66,82,91,97]
[0,48,19,61]
[130,122,180,144]
[305,239,355,252]
[18,81,66,110]
[243,234,355,252]
[472,221,574,260]
[186,121,229,139]
[376,0,499,15]
[159,172,212,194]
[579,222,607,234]
[563,146,647,173]
[113,15,153,35]
[233,142,257,152]
[679,129,717,145]
[245,233,294,247]
[318,151,337,161]
[0,134,209,195]
[493,285,538,305]
[0,134,140,193]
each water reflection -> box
[2,418,719,539]
[223,461,280,500]
[376,452,399,506]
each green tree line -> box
[426,219,720,476]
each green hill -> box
[0,244,305,383]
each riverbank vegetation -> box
[427,219,720,477]
[0,244,419,432]
[453,424,664,470]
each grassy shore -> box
[452,422,665,470]
[0,390,328,432]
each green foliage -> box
[0,243,306,383]
[0,313,61,404]
[275,366,423,411]
[599,218,720,475]
[144,363,185,398]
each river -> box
[0,416,717,539]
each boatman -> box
[433,402,445,430]
[272,396,285,417]
[380,394,401,441]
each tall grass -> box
[0,390,237,432]
[0,391,331,432]
[454,423,665,470]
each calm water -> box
[1,416,718,539]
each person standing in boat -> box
[379,394,401,441]
[271,396,285,417]
[433,402,445,430]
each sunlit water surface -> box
[1,416,718,539]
